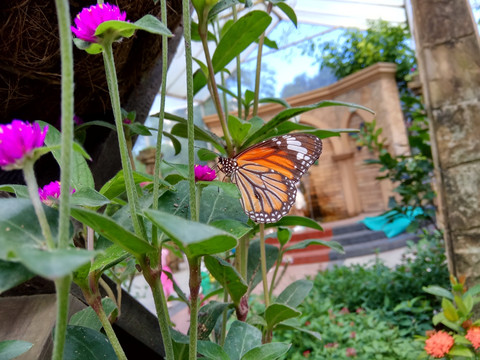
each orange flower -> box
[466,326,480,349]
[424,331,454,358]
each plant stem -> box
[54,0,74,250]
[152,0,169,248]
[252,2,273,117]
[199,26,233,156]
[188,256,201,360]
[259,223,270,307]
[140,258,174,360]
[269,246,283,300]
[102,42,146,239]
[23,160,55,249]
[52,276,72,360]
[182,0,198,221]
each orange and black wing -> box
[221,134,322,223]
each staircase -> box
[267,222,420,265]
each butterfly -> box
[218,133,322,223]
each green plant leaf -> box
[454,295,468,316]
[228,115,251,147]
[224,321,262,360]
[276,280,313,307]
[197,301,233,340]
[442,298,459,322]
[191,21,217,41]
[208,0,240,19]
[144,209,237,258]
[265,303,301,330]
[209,219,252,239]
[193,11,272,94]
[202,180,240,199]
[448,344,475,357]
[241,343,291,360]
[163,131,182,155]
[0,184,29,198]
[465,284,480,297]
[0,340,33,360]
[423,285,454,300]
[197,148,219,161]
[69,298,118,331]
[70,207,155,255]
[40,121,94,190]
[95,16,172,41]
[64,325,116,360]
[71,188,110,208]
[285,239,344,254]
[100,170,170,200]
[275,1,297,26]
[258,97,290,108]
[0,198,60,260]
[241,100,374,148]
[204,256,248,304]
[0,260,34,293]
[276,227,292,247]
[275,318,322,340]
[90,245,129,274]
[262,215,323,231]
[16,247,96,279]
[197,340,230,360]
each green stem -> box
[268,246,283,300]
[259,223,270,307]
[94,296,127,360]
[232,5,242,119]
[195,185,202,222]
[220,287,228,346]
[102,42,146,239]
[54,0,74,250]
[152,0,169,248]
[252,2,273,117]
[52,276,72,360]
[23,160,55,249]
[199,28,233,156]
[182,0,198,221]
[140,257,174,360]
[188,256,201,360]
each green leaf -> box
[40,121,94,190]
[71,188,110,208]
[463,294,474,314]
[209,219,252,239]
[0,260,34,293]
[100,170,170,200]
[0,198,61,260]
[204,256,248,304]
[242,100,374,148]
[193,57,209,79]
[194,11,272,94]
[258,97,290,108]
[224,321,262,360]
[265,303,301,330]
[286,239,344,254]
[69,298,118,331]
[465,284,480,297]
[275,2,297,27]
[0,340,33,360]
[258,36,278,49]
[197,148,219,161]
[90,245,129,274]
[191,21,216,41]
[64,325,117,360]
[276,227,292,246]
[241,343,291,360]
[202,180,240,199]
[163,131,182,155]
[448,344,475,357]
[144,209,237,258]
[275,318,322,340]
[247,240,278,290]
[442,298,459,321]
[208,0,240,19]
[16,247,96,279]
[0,184,29,198]
[197,340,230,360]
[262,215,323,231]
[74,120,116,133]
[454,295,468,316]
[95,16,172,41]
[228,115,251,147]
[70,207,155,255]
[197,301,233,340]
[276,280,313,307]
[423,285,454,300]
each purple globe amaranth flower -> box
[0,120,48,170]
[38,181,76,206]
[194,164,216,182]
[71,3,128,43]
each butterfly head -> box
[217,157,237,177]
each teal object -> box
[361,208,423,238]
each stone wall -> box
[204,62,409,221]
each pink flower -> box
[346,347,357,357]
[71,3,128,43]
[160,249,173,297]
[38,181,76,206]
[302,350,311,357]
[0,120,48,170]
[466,326,480,350]
[194,164,216,182]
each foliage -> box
[311,19,415,93]
[276,300,424,360]
[419,276,480,359]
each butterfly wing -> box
[226,134,322,223]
